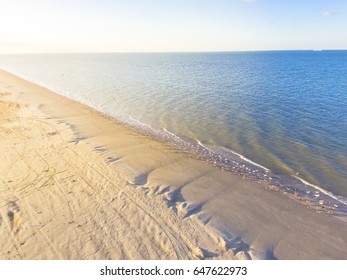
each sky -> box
[0,0,346,53]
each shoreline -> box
[1,52,347,199]
[2,68,346,215]
[0,69,346,259]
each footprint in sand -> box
[7,201,21,234]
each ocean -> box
[1,51,346,202]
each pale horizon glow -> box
[0,0,346,53]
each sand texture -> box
[0,69,346,259]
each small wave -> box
[220,146,270,172]
[191,138,347,215]
[163,128,184,142]
[293,175,347,207]
[128,116,156,130]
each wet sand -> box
[0,69,346,259]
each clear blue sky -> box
[0,0,346,53]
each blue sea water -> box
[1,51,347,200]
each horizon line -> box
[1,48,347,55]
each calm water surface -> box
[1,51,346,200]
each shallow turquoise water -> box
[1,51,346,199]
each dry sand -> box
[0,69,346,260]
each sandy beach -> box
[0,69,346,260]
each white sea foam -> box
[293,175,347,206]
